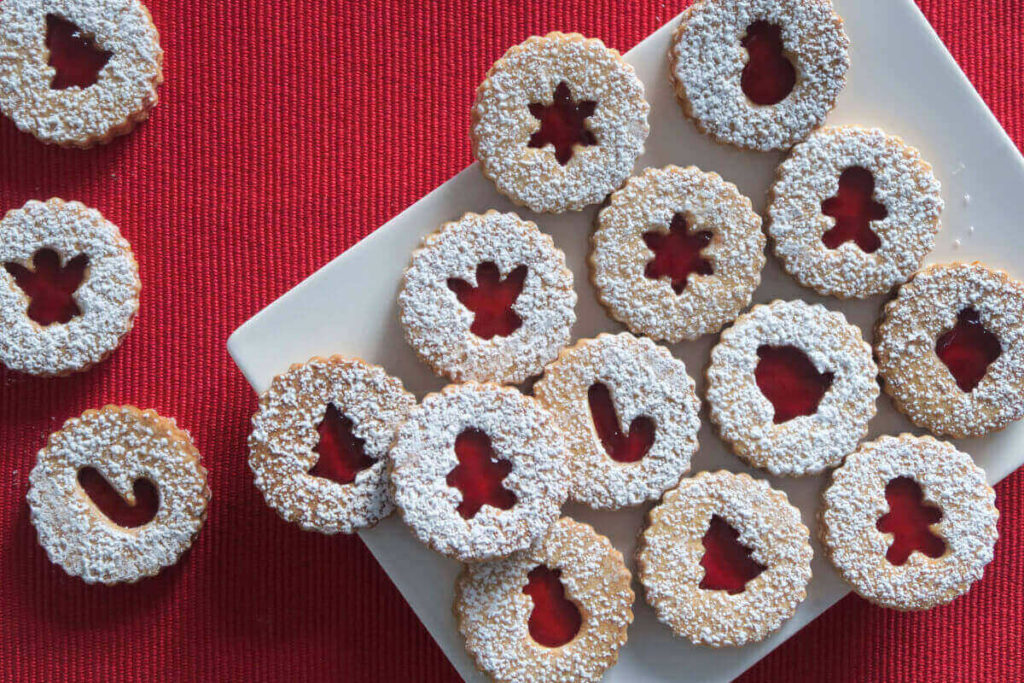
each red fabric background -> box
[1,1,1022,680]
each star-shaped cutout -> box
[528,81,597,165]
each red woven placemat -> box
[1,1,1021,680]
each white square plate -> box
[227,1,1024,680]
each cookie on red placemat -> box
[707,299,878,476]
[821,434,998,611]
[26,406,210,584]
[0,198,140,377]
[669,0,849,151]
[248,356,416,534]
[767,126,943,298]
[590,165,765,343]
[875,262,1024,438]
[390,382,568,563]
[472,32,649,214]
[0,0,163,147]
[455,517,633,683]
[399,210,576,385]
[533,332,700,510]
[637,470,812,647]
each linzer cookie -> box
[399,211,576,385]
[0,198,140,376]
[875,262,1024,438]
[0,0,163,147]
[248,356,415,534]
[821,435,998,610]
[590,165,765,342]
[455,518,633,683]
[390,382,568,562]
[707,300,878,476]
[637,471,812,647]
[26,406,209,584]
[533,333,700,509]
[669,0,849,151]
[472,32,649,213]
[768,126,943,298]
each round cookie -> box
[767,126,943,298]
[26,406,209,584]
[591,165,765,342]
[0,198,140,376]
[248,356,416,534]
[821,434,998,610]
[707,300,878,476]
[637,470,812,647]
[455,517,633,683]
[472,32,650,213]
[0,0,163,147]
[669,0,849,151]
[533,332,700,509]
[875,262,1024,438]
[399,210,576,385]
[390,382,568,562]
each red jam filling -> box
[876,476,946,566]
[308,404,374,485]
[741,21,796,106]
[821,167,888,253]
[935,307,1001,393]
[522,565,582,647]
[699,515,766,594]
[447,262,528,340]
[587,383,655,463]
[755,345,834,424]
[528,81,597,165]
[45,14,112,90]
[3,249,89,326]
[77,467,158,528]
[642,213,713,294]
[445,429,516,519]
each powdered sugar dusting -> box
[248,356,416,534]
[26,406,209,584]
[472,32,649,213]
[768,126,943,298]
[637,471,812,647]
[670,0,849,151]
[399,211,576,385]
[0,0,163,147]
[821,434,998,610]
[0,198,140,376]
[591,165,765,342]
[875,262,1024,437]
[707,299,878,476]
[455,518,633,682]
[534,332,700,509]
[390,382,568,562]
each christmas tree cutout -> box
[447,262,528,340]
[699,515,766,594]
[308,404,375,485]
[4,249,89,326]
[587,383,655,463]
